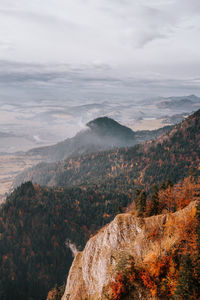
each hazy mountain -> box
[0,117,172,202]
[156,94,200,110]
[25,116,173,162]
[0,132,15,138]
[162,112,188,125]
[15,109,200,191]
[1,95,199,154]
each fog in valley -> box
[1,0,200,152]
[1,63,200,153]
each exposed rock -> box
[62,201,196,300]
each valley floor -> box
[0,154,41,202]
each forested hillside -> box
[1,109,200,300]
[15,109,200,190]
[0,181,131,300]
[26,116,172,163]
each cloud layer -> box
[0,0,200,101]
[0,0,199,66]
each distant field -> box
[0,154,41,202]
[129,118,165,131]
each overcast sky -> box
[0,0,200,102]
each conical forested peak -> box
[86,116,135,138]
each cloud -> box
[0,0,199,63]
[0,0,199,101]
[0,60,199,106]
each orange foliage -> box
[160,256,178,297]
[128,272,136,284]
[163,204,198,256]
[140,255,179,298]
[103,213,110,218]
[47,288,58,300]
[110,273,126,300]
[110,265,136,299]
[140,270,157,296]
[158,185,175,212]
[148,256,170,278]
[111,178,200,299]
[158,177,200,212]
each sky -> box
[0,0,200,151]
[0,0,200,103]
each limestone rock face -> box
[62,201,196,300]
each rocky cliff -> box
[62,201,196,300]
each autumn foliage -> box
[110,177,200,299]
[110,274,126,300]
[144,176,200,216]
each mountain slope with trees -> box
[0,181,131,300]
[1,109,200,300]
[62,177,200,300]
[25,116,172,162]
[15,109,200,191]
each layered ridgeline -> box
[15,109,200,190]
[0,117,172,203]
[1,109,200,300]
[25,116,172,162]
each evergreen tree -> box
[160,179,173,190]
[135,190,146,216]
[166,179,173,188]
[188,167,197,180]
[175,254,197,299]
[150,184,159,216]
[117,205,123,214]
[160,181,167,190]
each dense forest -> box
[1,109,200,299]
[0,182,131,300]
[2,177,199,300]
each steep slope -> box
[62,201,197,300]
[15,109,200,190]
[86,117,135,141]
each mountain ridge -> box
[25,116,173,162]
[87,116,135,139]
[14,109,200,190]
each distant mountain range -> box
[0,131,15,138]
[14,117,172,187]
[156,94,200,109]
[1,94,199,154]
[15,109,200,191]
[26,116,172,162]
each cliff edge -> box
[62,201,196,300]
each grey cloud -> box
[0,0,199,102]
[0,8,79,31]
[0,60,199,106]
